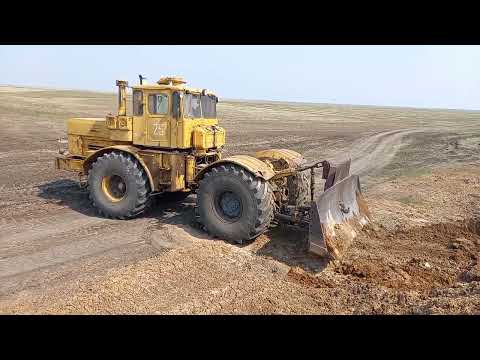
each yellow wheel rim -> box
[101,175,127,202]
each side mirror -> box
[173,91,181,119]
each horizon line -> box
[1,83,478,113]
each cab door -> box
[145,91,171,147]
[132,89,147,145]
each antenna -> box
[138,74,147,85]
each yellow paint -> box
[254,148,305,170]
[193,126,215,150]
[169,154,186,191]
[101,175,126,202]
[66,78,224,155]
[68,118,111,140]
[55,156,84,172]
[116,80,128,116]
[186,156,195,183]
[254,149,304,165]
[178,118,224,149]
[82,145,155,191]
[57,77,278,195]
[195,155,276,181]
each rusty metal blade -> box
[324,159,351,190]
[309,174,371,260]
[332,159,351,183]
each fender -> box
[194,154,276,181]
[82,145,155,191]
[254,148,306,168]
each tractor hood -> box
[67,117,110,139]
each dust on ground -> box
[1,85,480,314]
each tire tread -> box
[87,151,150,219]
[197,164,274,243]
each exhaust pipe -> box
[116,80,128,116]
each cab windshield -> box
[183,93,217,118]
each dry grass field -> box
[1,85,480,314]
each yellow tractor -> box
[55,76,371,259]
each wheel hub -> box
[217,191,242,220]
[102,175,127,202]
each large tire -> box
[87,151,150,219]
[196,164,274,244]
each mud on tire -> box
[196,164,274,244]
[87,151,151,219]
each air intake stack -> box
[116,80,128,116]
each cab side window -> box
[183,93,202,118]
[148,93,169,115]
[133,90,143,116]
[201,94,217,118]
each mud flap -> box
[309,174,371,260]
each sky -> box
[0,45,479,110]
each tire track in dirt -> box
[0,219,147,279]
[0,177,161,297]
[303,128,430,186]
[1,212,115,257]
[341,128,427,177]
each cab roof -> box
[130,76,216,97]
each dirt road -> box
[1,86,479,314]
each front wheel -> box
[196,164,274,244]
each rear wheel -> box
[87,151,151,219]
[196,164,274,244]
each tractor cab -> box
[121,76,224,151]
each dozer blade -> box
[309,174,371,260]
[324,159,351,190]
